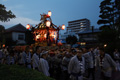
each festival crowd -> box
[0,46,120,80]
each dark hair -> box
[25,46,30,51]
[99,47,104,51]
[72,49,77,53]
[36,46,40,52]
[9,49,14,56]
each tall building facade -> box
[67,18,90,34]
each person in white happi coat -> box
[93,47,99,57]
[39,51,50,76]
[68,50,85,80]
[0,49,3,64]
[6,49,15,65]
[32,46,41,71]
[18,48,27,66]
[83,48,95,80]
[24,46,31,69]
[18,51,25,65]
[113,49,120,71]
[62,52,72,80]
[2,48,9,64]
[95,47,117,80]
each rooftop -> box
[68,18,89,23]
[6,23,27,33]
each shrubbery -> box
[0,64,54,80]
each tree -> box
[98,0,120,30]
[0,25,5,47]
[98,27,117,43]
[0,4,16,22]
[115,0,120,28]
[114,0,120,39]
[97,0,120,53]
[66,35,77,45]
[97,0,115,29]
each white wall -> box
[12,32,25,41]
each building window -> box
[18,35,24,40]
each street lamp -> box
[104,44,107,48]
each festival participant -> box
[95,47,117,80]
[0,48,3,64]
[2,47,9,64]
[62,51,71,80]
[68,50,85,80]
[6,49,15,65]
[93,47,99,57]
[24,46,31,69]
[113,49,120,71]
[32,46,41,71]
[83,48,95,80]
[39,51,50,76]
[18,47,26,66]
[54,49,63,80]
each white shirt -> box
[32,53,40,69]
[39,58,50,76]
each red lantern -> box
[26,24,31,29]
[62,24,65,30]
[3,44,5,48]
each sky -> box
[0,0,102,34]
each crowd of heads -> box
[0,46,119,64]
[0,45,119,79]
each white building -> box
[5,23,27,45]
[59,18,91,40]
[67,18,90,34]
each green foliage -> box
[98,27,117,43]
[0,64,54,80]
[0,25,5,32]
[97,0,114,28]
[98,0,120,54]
[98,0,120,30]
[66,35,77,45]
[0,4,16,22]
[114,0,120,31]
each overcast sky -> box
[0,0,102,33]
